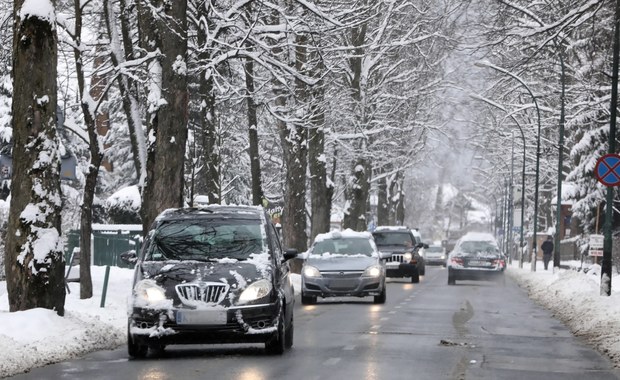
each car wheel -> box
[285,313,294,348]
[447,275,456,285]
[411,270,420,284]
[373,287,386,304]
[265,311,286,355]
[301,292,317,305]
[419,265,426,276]
[127,324,148,359]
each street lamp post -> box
[475,61,543,271]
[469,94,527,267]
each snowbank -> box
[507,263,620,366]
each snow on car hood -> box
[451,251,501,259]
[306,254,379,271]
[138,257,273,306]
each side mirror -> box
[283,248,298,261]
[423,243,429,249]
[120,250,138,265]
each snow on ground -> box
[506,261,620,366]
[0,263,619,377]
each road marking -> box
[380,317,389,321]
[324,358,342,366]
[395,305,402,309]
[371,325,381,330]
[343,345,356,350]
[389,311,397,314]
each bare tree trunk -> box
[342,22,370,232]
[245,56,263,206]
[200,75,219,204]
[139,0,189,233]
[395,179,405,226]
[74,0,107,299]
[104,0,146,184]
[6,0,65,315]
[343,159,371,231]
[377,175,389,225]
[308,56,330,240]
[308,119,330,240]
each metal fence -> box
[64,225,142,269]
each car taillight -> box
[493,259,506,267]
[451,257,463,265]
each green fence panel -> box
[65,227,141,269]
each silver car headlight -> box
[363,265,383,278]
[239,279,273,303]
[403,253,413,262]
[303,265,322,278]
[134,279,168,306]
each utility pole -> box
[554,46,566,271]
[602,0,620,296]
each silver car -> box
[447,232,506,285]
[424,245,447,266]
[301,230,388,305]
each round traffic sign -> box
[595,153,620,187]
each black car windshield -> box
[372,232,413,247]
[312,237,375,256]
[459,241,499,255]
[145,219,265,261]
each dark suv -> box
[372,226,426,283]
[122,205,297,358]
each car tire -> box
[411,270,420,284]
[447,270,456,285]
[373,287,386,304]
[127,324,148,359]
[284,314,294,349]
[301,292,317,305]
[265,311,286,355]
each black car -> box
[371,226,426,283]
[121,205,297,358]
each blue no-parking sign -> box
[595,154,620,187]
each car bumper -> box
[128,301,281,345]
[385,262,418,277]
[425,258,446,266]
[448,267,504,280]
[302,276,384,298]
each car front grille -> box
[176,282,229,305]
[321,271,363,279]
[385,254,405,263]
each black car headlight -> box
[238,279,273,304]
[133,279,171,308]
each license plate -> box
[176,309,227,325]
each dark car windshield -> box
[372,231,413,247]
[312,237,375,256]
[145,219,265,261]
[458,241,499,255]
